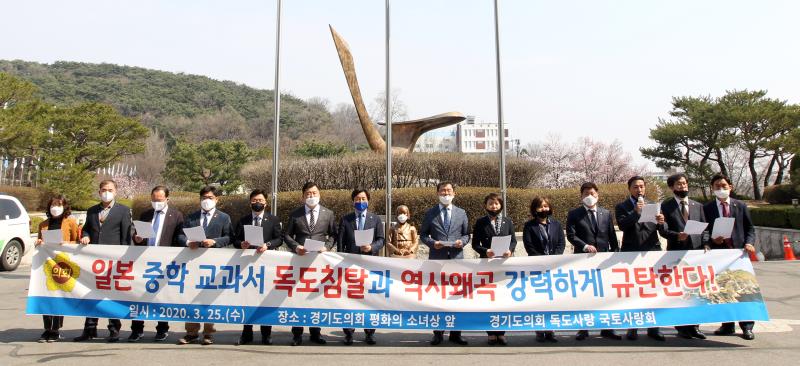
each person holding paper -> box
[34,195,79,342]
[703,173,757,340]
[522,196,563,343]
[565,182,622,341]
[232,189,283,346]
[657,173,708,340]
[420,181,471,346]
[471,192,516,345]
[387,205,418,258]
[283,181,338,346]
[129,185,185,342]
[176,185,233,346]
[74,180,132,343]
[615,176,666,341]
[337,188,385,345]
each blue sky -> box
[2,0,798,164]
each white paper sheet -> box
[354,228,374,247]
[711,217,735,239]
[638,204,660,223]
[243,225,264,247]
[303,239,326,252]
[42,230,63,245]
[683,220,709,235]
[439,241,456,247]
[490,235,512,257]
[133,220,155,239]
[183,226,207,243]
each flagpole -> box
[384,0,392,255]
[493,0,507,215]
[271,0,282,216]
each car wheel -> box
[1,239,22,271]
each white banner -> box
[27,245,769,330]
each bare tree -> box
[123,129,168,186]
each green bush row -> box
[750,205,800,229]
[763,184,800,205]
[132,184,655,231]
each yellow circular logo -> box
[44,252,80,292]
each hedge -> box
[763,184,800,205]
[0,185,47,211]
[750,205,800,229]
[132,184,657,233]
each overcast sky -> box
[2,0,799,165]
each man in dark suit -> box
[703,173,757,340]
[419,181,470,346]
[74,180,132,343]
[129,185,185,343]
[176,186,233,346]
[337,188,385,345]
[283,181,337,346]
[658,173,707,340]
[233,189,283,346]
[566,182,622,341]
[616,176,666,341]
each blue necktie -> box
[357,214,364,230]
[148,211,162,246]
[202,212,209,229]
[443,207,451,233]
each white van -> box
[0,194,32,271]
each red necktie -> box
[721,202,733,249]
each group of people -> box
[33,172,757,346]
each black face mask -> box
[673,190,689,199]
[250,203,266,212]
[486,209,501,217]
[535,210,550,219]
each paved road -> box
[1,261,799,366]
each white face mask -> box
[201,198,216,211]
[714,189,730,200]
[582,195,598,207]
[152,201,167,212]
[50,206,64,217]
[305,196,320,207]
[396,214,408,223]
[100,191,115,203]
[438,195,454,206]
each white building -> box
[414,127,457,152]
[456,116,513,153]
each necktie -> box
[202,212,209,229]
[721,202,733,248]
[148,211,162,246]
[681,201,689,221]
[254,216,261,227]
[588,209,599,232]
[443,207,451,233]
[99,207,110,226]
[357,214,364,230]
[309,209,316,232]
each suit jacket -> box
[177,209,233,247]
[133,207,185,247]
[81,202,132,245]
[522,218,565,256]
[566,206,619,253]
[283,205,337,253]
[233,212,283,250]
[658,198,706,250]
[419,204,470,259]
[337,211,385,255]
[471,215,517,258]
[703,198,756,249]
[615,197,663,252]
